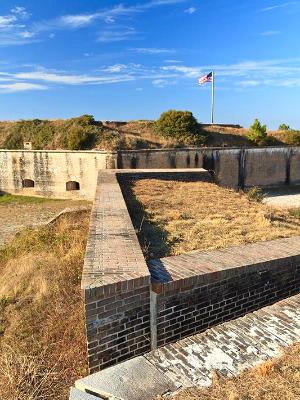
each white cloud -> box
[0,15,17,28]
[261,30,280,36]
[0,82,47,92]
[164,59,183,63]
[0,1,187,46]
[102,64,128,73]
[37,0,187,32]
[97,27,136,42]
[15,70,108,84]
[184,7,197,14]
[161,58,300,89]
[59,14,98,28]
[152,78,169,87]
[0,6,36,46]
[260,2,297,12]
[2,57,299,94]
[162,65,201,77]
[20,30,35,38]
[131,47,175,54]
[105,16,115,24]
[11,6,30,19]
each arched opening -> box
[22,179,35,188]
[66,181,80,191]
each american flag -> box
[198,72,213,85]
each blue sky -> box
[0,0,299,128]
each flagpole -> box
[211,71,215,124]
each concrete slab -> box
[75,356,177,400]
[69,387,101,400]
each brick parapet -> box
[82,170,151,373]
[148,236,300,347]
[81,168,300,373]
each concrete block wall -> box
[148,236,300,347]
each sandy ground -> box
[263,186,300,208]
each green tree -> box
[247,119,268,145]
[155,110,200,139]
[278,123,290,131]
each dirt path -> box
[0,197,90,247]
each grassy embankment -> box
[0,209,90,400]
[0,116,298,151]
[125,179,300,259]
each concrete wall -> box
[0,146,299,200]
[117,149,203,170]
[117,147,300,189]
[0,150,108,200]
[290,147,300,185]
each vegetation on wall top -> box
[0,113,299,151]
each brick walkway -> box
[72,293,300,400]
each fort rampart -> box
[0,147,299,199]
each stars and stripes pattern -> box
[198,72,213,85]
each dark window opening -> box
[22,179,34,188]
[66,181,80,191]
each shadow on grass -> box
[118,178,171,260]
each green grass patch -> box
[290,209,300,218]
[0,194,60,205]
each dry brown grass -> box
[166,343,300,400]
[129,180,300,259]
[0,210,90,400]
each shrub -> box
[246,187,265,203]
[64,126,97,150]
[280,130,300,145]
[247,119,268,145]
[68,114,97,127]
[3,120,55,150]
[3,131,23,149]
[278,123,290,131]
[155,110,200,139]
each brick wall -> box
[82,169,300,373]
[149,237,300,347]
[81,171,151,373]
